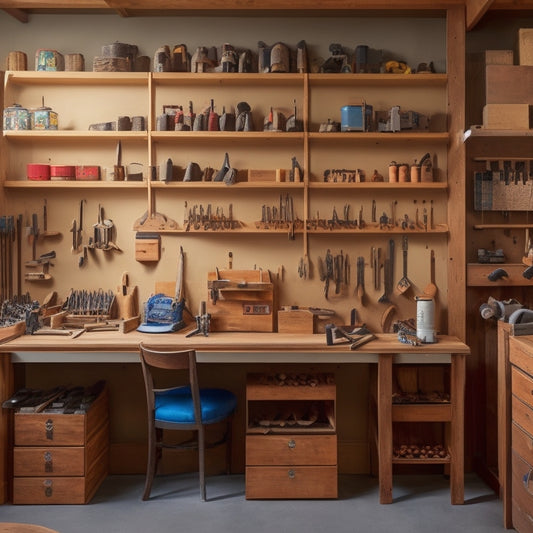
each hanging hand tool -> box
[396,235,411,295]
[41,199,59,237]
[379,239,394,303]
[356,256,366,304]
[423,249,438,298]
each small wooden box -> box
[277,309,315,334]
[135,233,161,262]
[13,385,109,504]
[482,104,530,129]
[518,28,533,65]
[247,169,285,182]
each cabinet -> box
[509,335,533,532]
[12,384,109,504]
[245,372,337,499]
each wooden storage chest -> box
[12,385,109,504]
[245,373,337,499]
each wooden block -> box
[518,28,533,65]
[135,235,160,262]
[483,104,530,129]
[277,309,315,333]
[485,49,514,65]
[247,169,285,182]
[486,65,533,105]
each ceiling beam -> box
[466,0,494,30]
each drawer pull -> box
[45,418,54,440]
[288,469,296,479]
[43,479,53,498]
[288,439,296,449]
[523,469,533,495]
[44,451,53,472]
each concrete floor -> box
[0,473,509,533]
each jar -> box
[3,103,31,130]
[31,103,58,130]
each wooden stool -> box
[0,524,60,533]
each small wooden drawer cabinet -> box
[12,385,109,504]
[510,337,533,531]
[245,373,337,499]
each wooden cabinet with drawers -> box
[245,372,337,499]
[12,385,109,504]
[509,336,533,530]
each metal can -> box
[3,103,31,130]
[31,104,58,130]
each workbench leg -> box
[0,355,14,504]
[450,353,465,504]
[378,354,393,504]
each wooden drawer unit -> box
[245,373,337,499]
[12,385,109,504]
[510,337,533,530]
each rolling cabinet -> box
[245,372,337,499]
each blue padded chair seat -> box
[155,386,237,425]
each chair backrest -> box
[139,343,202,426]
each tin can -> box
[27,164,51,181]
[3,104,31,130]
[35,49,64,71]
[75,165,100,181]
[31,105,58,130]
[416,296,436,343]
[50,165,75,180]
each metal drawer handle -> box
[288,439,296,449]
[44,451,53,473]
[523,468,533,495]
[288,469,296,479]
[43,479,53,498]
[45,419,54,440]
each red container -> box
[50,165,75,180]
[27,163,50,181]
[75,165,100,181]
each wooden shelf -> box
[152,72,305,86]
[3,180,147,189]
[308,181,447,189]
[4,71,149,86]
[308,132,448,142]
[464,126,533,141]
[392,403,452,422]
[150,131,304,142]
[473,224,533,230]
[3,131,148,142]
[308,73,447,86]
[307,224,448,235]
[151,181,304,189]
[467,263,533,287]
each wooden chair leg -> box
[199,426,206,501]
[142,425,158,500]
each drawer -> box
[13,447,108,504]
[246,466,337,499]
[512,450,533,530]
[513,422,533,467]
[14,386,109,446]
[513,395,533,436]
[513,366,533,410]
[246,434,337,466]
[14,447,84,477]
[511,340,533,378]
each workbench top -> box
[0,331,469,364]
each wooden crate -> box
[12,385,109,504]
[277,309,315,334]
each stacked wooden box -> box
[480,30,533,130]
[12,385,109,504]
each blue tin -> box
[341,104,373,132]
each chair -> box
[139,343,237,501]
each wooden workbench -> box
[0,331,469,505]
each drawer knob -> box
[288,469,296,479]
[43,479,53,498]
[288,439,296,449]
[44,451,53,473]
[45,418,54,440]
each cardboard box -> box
[482,104,530,129]
[518,28,533,65]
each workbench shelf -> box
[3,181,147,189]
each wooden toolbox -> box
[12,385,109,504]
[245,373,337,499]
[207,269,276,332]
